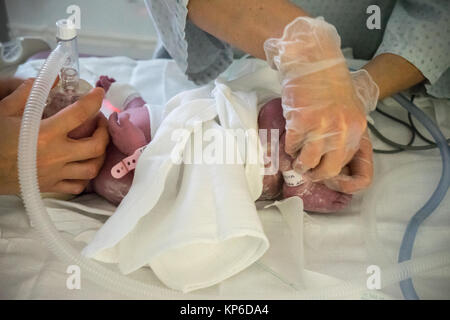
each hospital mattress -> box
[1,56,449,299]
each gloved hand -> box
[322,69,378,193]
[324,129,373,194]
[264,17,378,182]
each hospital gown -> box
[145,0,450,98]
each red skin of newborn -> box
[278,131,352,213]
[90,76,151,205]
[258,98,285,200]
[92,76,352,212]
[258,98,353,213]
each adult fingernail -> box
[323,179,341,192]
[293,157,309,174]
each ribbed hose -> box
[297,250,450,300]
[17,53,450,299]
[17,44,186,299]
[392,93,450,300]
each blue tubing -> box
[392,93,450,300]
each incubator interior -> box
[0,0,449,300]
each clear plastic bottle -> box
[43,19,97,139]
[41,19,97,200]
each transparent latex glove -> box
[321,69,378,194]
[285,68,378,195]
[264,17,378,181]
[323,129,373,194]
[351,69,379,115]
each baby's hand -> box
[108,112,147,155]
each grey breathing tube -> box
[391,93,450,300]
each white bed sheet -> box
[1,57,449,299]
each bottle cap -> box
[56,19,77,40]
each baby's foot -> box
[258,97,353,212]
[278,121,352,213]
[282,180,352,213]
[96,75,116,93]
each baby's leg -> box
[92,76,152,204]
[279,132,352,213]
[91,144,135,205]
[96,75,151,154]
[91,113,147,204]
[260,98,353,212]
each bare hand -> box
[0,79,109,195]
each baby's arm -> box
[96,75,152,155]
[109,112,147,155]
[92,76,152,205]
[96,76,147,110]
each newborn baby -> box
[91,76,352,213]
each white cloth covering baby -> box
[83,64,282,292]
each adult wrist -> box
[264,16,346,79]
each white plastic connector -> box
[56,19,77,40]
